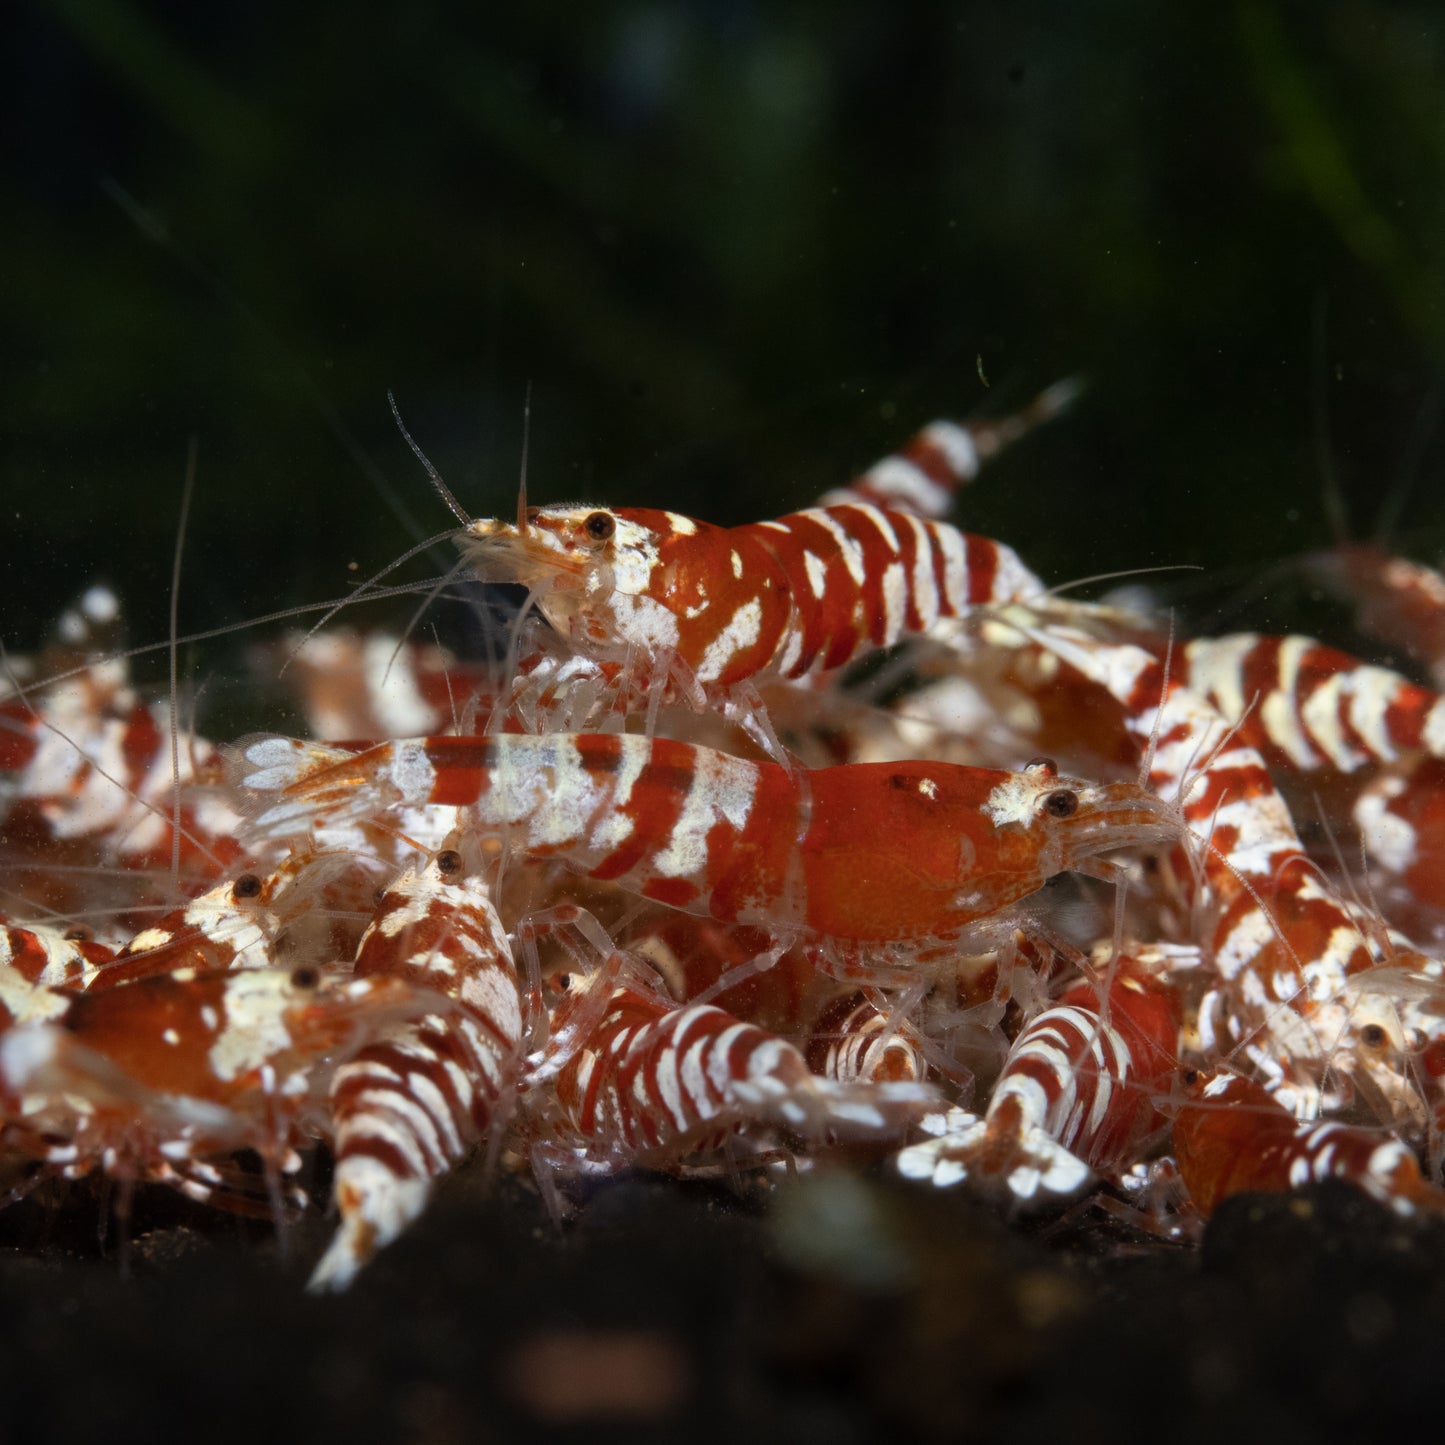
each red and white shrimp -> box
[1,639,240,882]
[1179,631,1445,777]
[2,590,247,937]
[624,912,932,1083]
[461,382,1076,696]
[91,843,391,990]
[236,732,1179,972]
[1354,754,1445,943]
[815,380,1081,519]
[308,832,525,1292]
[0,916,117,1006]
[537,949,938,1169]
[805,992,932,1085]
[259,628,496,742]
[462,499,1046,757]
[1171,1068,1445,1218]
[1002,611,1432,1120]
[896,955,1182,1199]
[23,382,1445,1287]
[0,963,423,1214]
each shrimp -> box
[1180,632,1445,775]
[92,845,391,990]
[896,955,1182,1200]
[1172,1069,1445,1218]
[308,832,525,1292]
[1000,609,1436,1122]
[462,500,1046,758]
[465,500,1045,685]
[236,733,1179,971]
[1354,754,1445,942]
[538,949,939,1167]
[0,917,116,1005]
[452,387,1095,758]
[815,379,1082,519]
[0,963,424,1214]
[625,911,932,1083]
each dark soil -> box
[1,1169,1438,1444]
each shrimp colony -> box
[4,387,1445,1292]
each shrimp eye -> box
[1360,1023,1388,1048]
[1181,1068,1200,1087]
[233,873,263,900]
[583,510,616,543]
[1043,789,1079,818]
[290,964,320,989]
[435,849,463,876]
[1024,756,1058,777]
[63,925,93,943]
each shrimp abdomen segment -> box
[649,522,793,685]
[741,505,1042,677]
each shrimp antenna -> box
[517,380,533,535]
[169,435,199,894]
[380,555,475,686]
[1041,563,1204,603]
[15,582,479,704]
[277,528,465,677]
[387,390,472,527]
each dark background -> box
[8,1,1445,686]
[6,5,1445,1441]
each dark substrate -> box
[0,1166,1439,1445]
